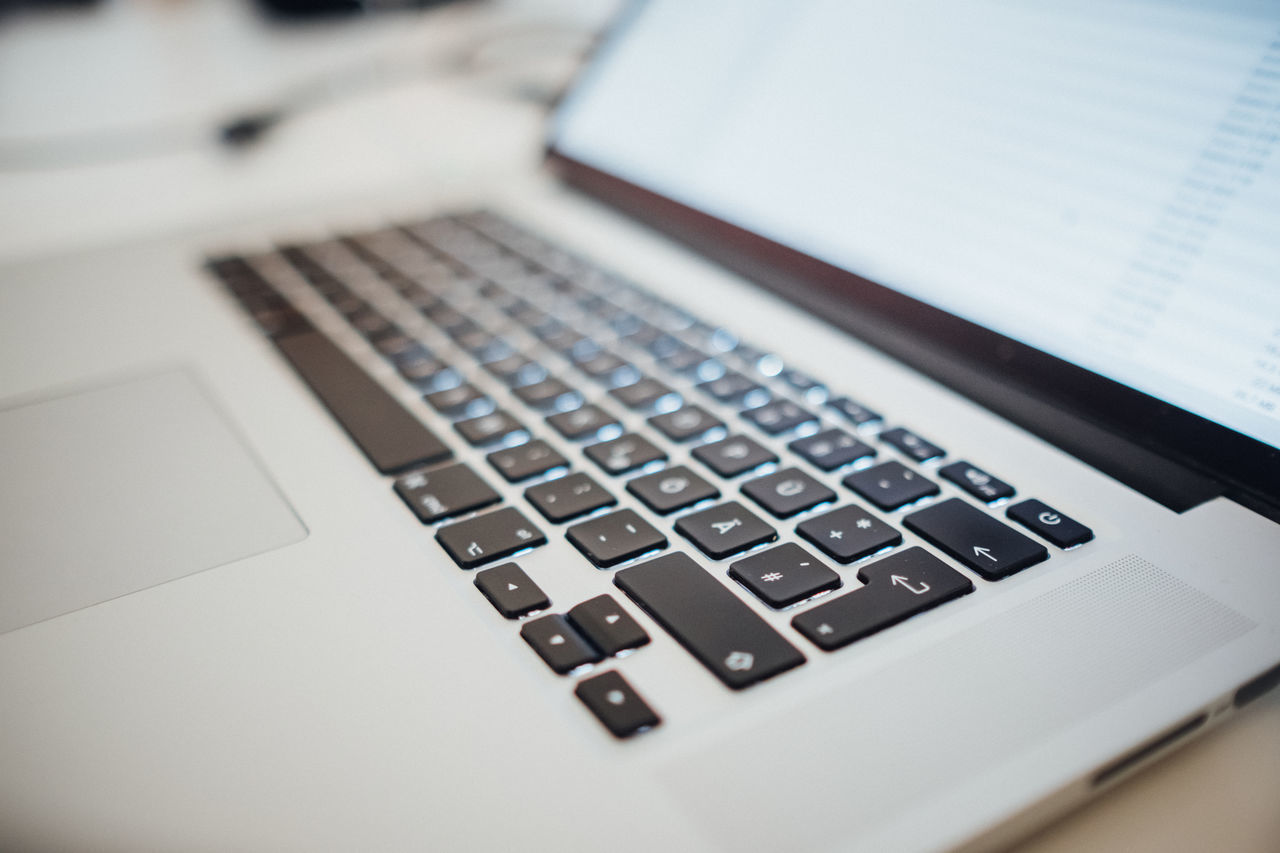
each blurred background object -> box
[0,0,618,261]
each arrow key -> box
[474,562,551,618]
[904,497,1047,580]
[568,594,650,656]
[521,614,602,674]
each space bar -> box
[274,331,451,474]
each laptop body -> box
[2,1,1278,851]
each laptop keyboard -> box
[208,210,1095,739]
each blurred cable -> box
[0,18,600,171]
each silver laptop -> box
[3,1,1278,850]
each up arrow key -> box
[474,562,551,619]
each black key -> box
[1006,499,1094,548]
[939,461,1015,503]
[455,410,525,446]
[779,368,824,395]
[740,468,836,518]
[879,427,945,462]
[646,332,686,359]
[540,325,586,353]
[394,463,501,523]
[546,404,620,440]
[796,504,902,563]
[844,461,940,511]
[349,308,393,338]
[567,509,668,567]
[486,439,569,483]
[575,670,661,738]
[524,472,616,522]
[698,372,767,405]
[577,352,638,386]
[789,428,875,471]
[827,396,882,426]
[904,497,1048,580]
[386,342,433,370]
[397,353,461,392]
[371,331,419,359]
[474,562,551,618]
[520,614,602,674]
[567,595,650,656]
[660,346,712,375]
[792,547,974,650]
[674,501,776,560]
[470,336,516,363]
[692,434,777,478]
[731,342,769,368]
[742,400,817,435]
[626,465,719,514]
[729,543,840,608]
[436,506,547,568]
[425,383,490,418]
[648,406,724,442]
[485,353,546,387]
[273,331,452,474]
[615,552,805,689]
[513,377,580,410]
[583,433,667,476]
[610,376,677,410]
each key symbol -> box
[775,479,805,497]
[659,476,688,495]
[890,574,931,595]
[466,541,484,557]
[673,410,701,429]
[712,518,742,535]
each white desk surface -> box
[2,2,1277,850]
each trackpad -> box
[0,370,306,633]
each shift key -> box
[615,552,805,689]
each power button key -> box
[1006,499,1093,549]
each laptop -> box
[2,1,1278,850]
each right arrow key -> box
[903,497,1048,580]
[792,547,974,650]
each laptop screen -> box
[550,0,1280,456]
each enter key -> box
[792,547,974,651]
